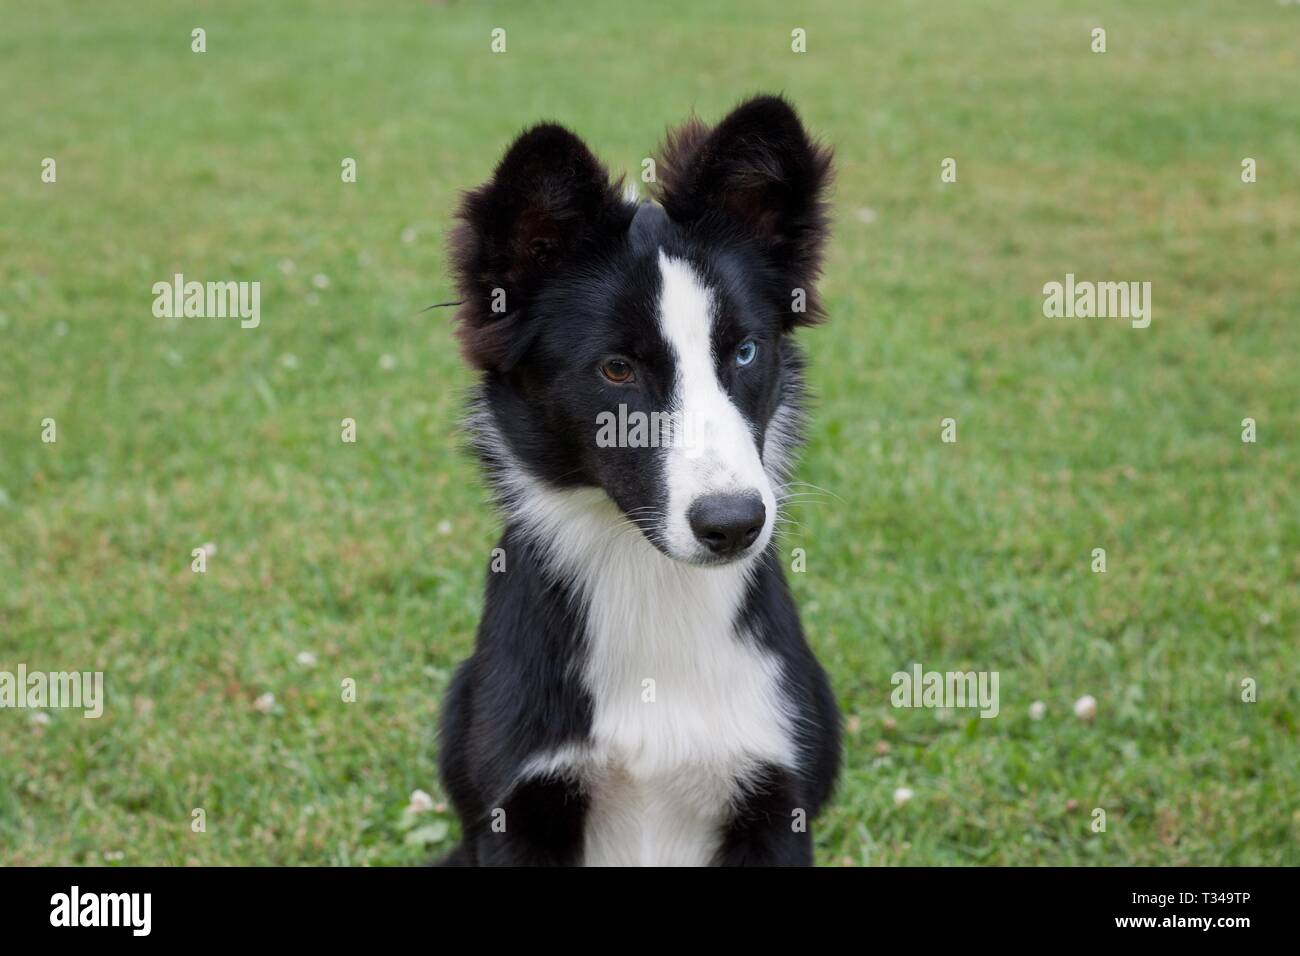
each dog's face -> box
[452,96,831,566]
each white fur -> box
[488,472,797,865]
[656,252,779,562]
[762,400,802,486]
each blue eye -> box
[735,340,758,366]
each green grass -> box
[1,0,1296,866]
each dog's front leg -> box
[474,776,589,867]
[714,766,814,866]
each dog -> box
[438,95,840,866]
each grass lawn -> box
[1,0,1296,866]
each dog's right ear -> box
[450,124,631,370]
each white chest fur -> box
[580,559,795,866]
[514,486,797,866]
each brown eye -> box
[600,359,635,384]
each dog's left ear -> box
[653,95,833,326]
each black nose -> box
[688,493,766,556]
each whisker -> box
[780,480,845,503]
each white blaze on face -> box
[655,251,776,562]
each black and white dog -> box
[438,95,840,866]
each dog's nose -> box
[688,493,766,556]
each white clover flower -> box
[407,789,435,814]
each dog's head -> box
[451,96,832,567]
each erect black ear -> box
[652,95,833,326]
[450,123,632,369]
